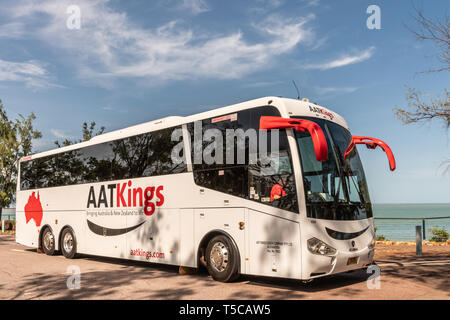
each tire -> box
[41,228,56,256]
[60,227,77,259]
[205,235,239,282]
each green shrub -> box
[374,226,387,241]
[3,220,13,231]
[428,226,449,242]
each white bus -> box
[16,96,395,282]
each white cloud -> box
[32,138,57,153]
[250,0,285,15]
[314,86,359,95]
[2,0,315,87]
[180,0,209,14]
[0,22,25,38]
[242,80,283,88]
[256,0,285,9]
[304,46,376,70]
[309,35,328,51]
[0,58,58,88]
[50,129,71,139]
[305,0,320,7]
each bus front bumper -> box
[306,247,375,279]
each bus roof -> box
[21,96,348,161]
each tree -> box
[82,121,106,142]
[394,7,450,173]
[395,87,449,128]
[54,121,105,147]
[0,100,42,209]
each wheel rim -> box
[210,241,229,272]
[43,231,54,251]
[63,232,74,253]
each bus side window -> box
[19,126,186,190]
[188,106,299,213]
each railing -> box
[0,208,16,221]
[1,213,15,220]
[373,216,450,241]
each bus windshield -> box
[294,116,372,220]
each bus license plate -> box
[347,257,358,265]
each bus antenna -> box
[292,80,300,100]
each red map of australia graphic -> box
[24,192,43,227]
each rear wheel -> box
[206,235,239,282]
[41,228,55,256]
[60,228,77,259]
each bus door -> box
[247,209,301,279]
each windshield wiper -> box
[347,173,366,205]
[324,124,351,204]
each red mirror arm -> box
[345,136,396,171]
[260,116,328,162]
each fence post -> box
[416,226,422,256]
[422,219,426,240]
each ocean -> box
[372,203,450,241]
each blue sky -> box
[0,0,449,203]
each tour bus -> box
[16,97,395,282]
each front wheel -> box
[206,235,239,282]
[60,228,77,259]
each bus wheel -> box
[60,228,77,259]
[41,228,55,256]
[206,235,239,282]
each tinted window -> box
[20,126,186,190]
[188,106,298,213]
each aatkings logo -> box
[309,106,334,120]
[87,180,164,216]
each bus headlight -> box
[307,238,337,256]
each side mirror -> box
[344,136,396,171]
[259,116,328,162]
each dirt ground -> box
[0,234,449,300]
[375,244,450,259]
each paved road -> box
[0,235,448,300]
